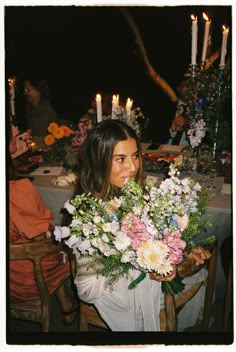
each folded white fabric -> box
[51,172,78,187]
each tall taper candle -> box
[96,94,102,123]
[191,15,198,65]
[125,98,133,116]
[201,13,211,63]
[220,26,229,68]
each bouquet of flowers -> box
[55,164,212,293]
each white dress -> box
[74,256,161,331]
[74,253,208,332]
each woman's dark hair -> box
[24,77,51,102]
[77,120,144,200]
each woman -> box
[74,120,210,331]
[9,124,77,325]
[24,77,58,136]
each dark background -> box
[5,5,232,142]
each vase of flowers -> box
[44,122,75,170]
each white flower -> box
[54,226,70,242]
[71,219,82,227]
[93,215,102,224]
[113,232,131,251]
[121,250,135,263]
[174,214,189,232]
[136,239,170,272]
[110,221,120,235]
[102,233,110,243]
[64,234,80,247]
[82,223,93,236]
[64,200,76,214]
[77,239,92,252]
[102,223,111,232]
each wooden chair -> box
[79,239,217,332]
[9,239,65,332]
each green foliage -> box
[181,186,213,245]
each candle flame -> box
[96,94,101,101]
[191,14,196,21]
[222,25,228,32]
[203,12,209,21]
[8,77,16,87]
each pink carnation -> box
[121,213,153,250]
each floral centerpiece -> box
[44,122,75,170]
[111,105,149,139]
[184,65,231,154]
[71,102,149,147]
[54,164,213,293]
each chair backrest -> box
[78,239,217,332]
[9,239,62,332]
[161,238,218,331]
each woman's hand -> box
[186,245,211,266]
[177,245,211,278]
[149,266,177,282]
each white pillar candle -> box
[96,94,102,123]
[220,26,229,68]
[201,13,211,63]
[125,98,133,116]
[191,15,198,65]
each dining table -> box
[18,141,232,308]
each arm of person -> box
[177,246,211,278]
[11,132,31,159]
[149,246,211,282]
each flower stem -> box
[128,271,146,290]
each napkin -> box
[51,173,78,187]
[30,166,63,176]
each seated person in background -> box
[24,77,58,136]
[72,120,211,331]
[167,79,189,146]
[9,124,77,324]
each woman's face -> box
[24,80,40,105]
[110,137,140,188]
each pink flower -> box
[163,228,186,264]
[121,213,153,250]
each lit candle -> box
[125,98,133,115]
[220,25,229,68]
[8,77,16,116]
[116,94,119,107]
[201,13,211,63]
[96,94,102,123]
[191,15,198,65]
[112,94,118,119]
